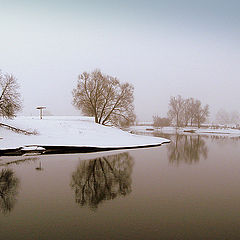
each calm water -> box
[1,134,240,239]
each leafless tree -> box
[167,95,185,127]
[72,69,136,127]
[183,97,197,126]
[193,100,209,128]
[0,71,22,118]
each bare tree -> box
[183,97,197,126]
[72,69,136,126]
[0,71,22,118]
[167,95,185,127]
[182,98,191,126]
[193,100,209,128]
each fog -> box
[1,0,239,121]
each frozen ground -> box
[0,116,170,150]
[130,125,240,137]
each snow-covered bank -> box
[130,125,240,137]
[0,116,170,150]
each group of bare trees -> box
[1,68,136,127]
[1,68,212,129]
[167,95,209,128]
[72,71,211,128]
[215,109,240,126]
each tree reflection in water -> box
[0,168,19,214]
[210,135,240,146]
[168,135,208,165]
[70,152,134,210]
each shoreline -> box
[0,116,170,152]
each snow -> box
[0,116,170,150]
[130,125,240,136]
[21,146,46,151]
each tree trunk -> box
[198,120,200,128]
[94,115,98,123]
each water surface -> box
[1,134,240,239]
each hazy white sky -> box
[0,0,239,121]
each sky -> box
[0,0,239,121]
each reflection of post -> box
[36,106,46,120]
[35,162,43,171]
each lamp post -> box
[36,106,46,120]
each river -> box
[0,133,240,239]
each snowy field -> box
[0,116,170,150]
[130,125,240,136]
